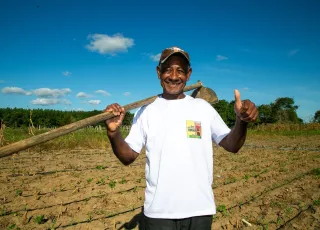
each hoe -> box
[0,81,218,158]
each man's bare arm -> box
[219,89,258,153]
[104,103,139,166]
[107,129,139,165]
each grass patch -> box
[2,127,130,150]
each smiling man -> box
[104,46,258,230]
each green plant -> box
[224,177,236,185]
[87,213,93,222]
[108,180,116,189]
[15,189,22,196]
[311,168,320,176]
[87,178,93,183]
[34,215,45,224]
[285,207,292,215]
[96,178,105,185]
[313,199,320,206]
[216,204,228,216]
[243,174,250,181]
[119,177,127,184]
[7,224,16,230]
[96,165,105,170]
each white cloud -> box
[86,33,134,55]
[62,99,72,105]
[123,92,131,96]
[288,49,299,57]
[32,88,71,98]
[243,87,249,91]
[142,53,161,62]
[2,87,32,95]
[150,53,161,62]
[216,55,228,61]
[31,98,59,105]
[76,92,91,98]
[88,100,101,105]
[95,90,111,96]
[62,71,72,76]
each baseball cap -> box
[158,46,191,66]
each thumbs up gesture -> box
[234,89,259,122]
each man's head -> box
[156,46,192,100]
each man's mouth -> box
[165,81,181,86]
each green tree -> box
[314,110,320,123]
[270,97,301,123]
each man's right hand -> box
[104,103,125,133]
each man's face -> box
[156,55,192,99]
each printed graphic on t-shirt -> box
[186,120,202,139]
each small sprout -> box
[15,189,22,196]
[96,165,105,170]
[311,168,320,176]
[216,204,228,216]
[119,177,127,184]
[313,200,320,206]
[87,178,93,183]
[7,224,16,229]
[96,178,105,185]
[34,215,46,224]
[243,174,250,181]
[108,180,116,189]
[87,213,93,222]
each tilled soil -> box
[0,134,319,229]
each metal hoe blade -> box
[191,86,218,104]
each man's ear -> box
[156,66,161,79]
[186,67,192,81]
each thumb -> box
[234,89,242,112]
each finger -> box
[234,89,242,112]
[241,107,259,122]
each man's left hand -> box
[234,89,259,122]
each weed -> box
[108,180,116,189]
[243,174,250,181]
[7,224,16,230]
[216,204,228,216]
[96,165,105,170]
[119,177,127,184]
[311,168,320,176]
[285,207,293,215]
[313,200,320,206]
[15,189,22,196]
[87,213,93,222]
[34,215,46,224]
[96,178,105,185]
[59,185,66,192]
[133,186,138,192]
[87,178,93,183]
[224,177,236,185]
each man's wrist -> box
[107,129,120,138]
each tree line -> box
[0,108,134,129]
[0,97,319,129]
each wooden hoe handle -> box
[0,81,203,158]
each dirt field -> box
[0,133,319,229]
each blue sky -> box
[0,0,319,122]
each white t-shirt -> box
[125,95,231,219]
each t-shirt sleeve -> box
[124,107,146,154]
[209,106,231,145]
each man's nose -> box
[169,69,179,80]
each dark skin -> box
[105,55,259,165]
